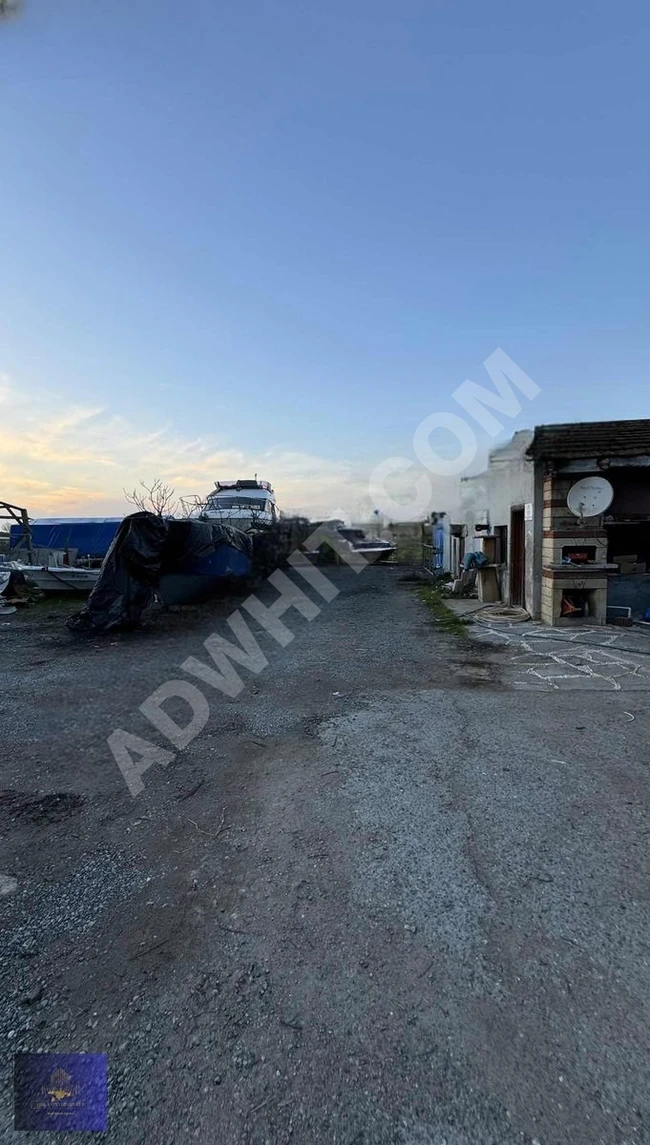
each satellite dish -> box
[567,477,614,520]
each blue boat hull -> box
[158,543,252,605]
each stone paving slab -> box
[468,615,650,691]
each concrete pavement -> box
[1,566,649,1143]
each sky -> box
[1,0,649,520]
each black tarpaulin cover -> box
[66,512,251,633]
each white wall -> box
[458,430,539,611]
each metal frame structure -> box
[0,500,33,563]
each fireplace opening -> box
[560,590,591,619]
[562,545,596,564]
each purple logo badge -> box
[14,1053,108,1132]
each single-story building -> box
[459,419,650,625]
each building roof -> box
[527,419,650,460]
[489,429,534,463]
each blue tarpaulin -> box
[462,550,488,571]
[67,513,253,632]
[10,518,123,558]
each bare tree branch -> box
[124,479,179,517]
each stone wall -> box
[541,473,609,626]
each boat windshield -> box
[208,497,272,512]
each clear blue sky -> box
[1,0,649,512]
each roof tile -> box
[527,420,650,459]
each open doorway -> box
[510,506,525,606]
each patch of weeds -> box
[29,595,80,615]
[393,544,422,565]
[415,585,470,635]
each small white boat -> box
[337,528,396,563]
[201,479,278,532]
[7,563,100,594]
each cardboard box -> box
[614,555,638,574]
[616,561,646,575]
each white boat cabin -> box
[202,479,278,531]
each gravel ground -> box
[1,566,649,1144]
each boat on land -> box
[158,521,253,606]
[337,528,396,563]
[9,517,122,561]
[6,515,122,594]
[201,479,278,532]
[67,514,254,631]
[2,562,101,594]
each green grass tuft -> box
[415,584,470,635]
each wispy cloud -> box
[0,375,372,519]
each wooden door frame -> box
[509,505,525,607]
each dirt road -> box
[1,566,649,1143]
